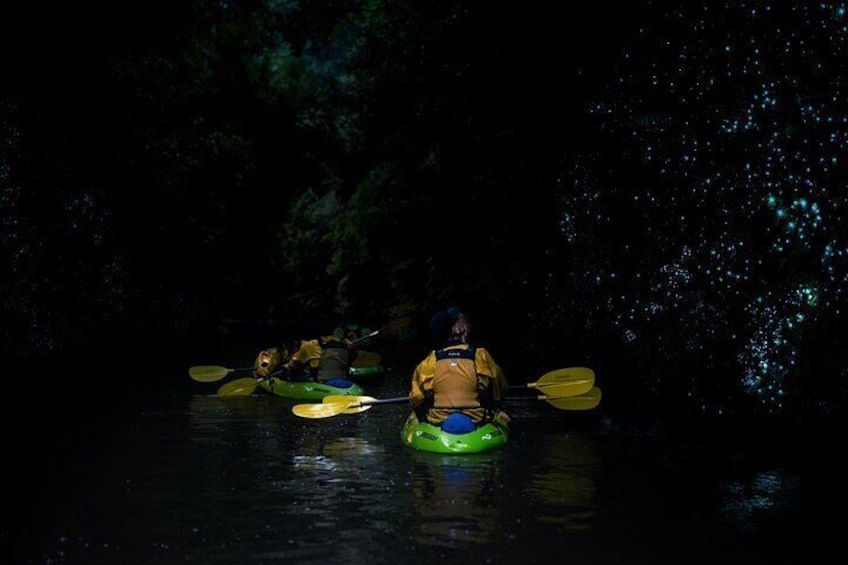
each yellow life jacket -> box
[427,344,490,425]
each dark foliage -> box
[1,1,846,423]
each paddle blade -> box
[323,395,377,414]
[352,351,381,368]
[217,377,259,398]
[544,386,602,410]
[189,365,233,382]
[379,316,413,335]
[534,379,594,398]
[292,400,351,418]
[531,367,595,388]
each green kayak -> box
[400,411,511,454]
[257,377,364,401]
[347,364,387,382]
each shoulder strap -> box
[435,345,476,361]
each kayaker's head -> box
[333,324,360,341]
[288,337,303,353]
[429,306,469,344]
[254,347,282,377]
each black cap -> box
[428,306,461,337]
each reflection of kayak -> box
[400,411,511,454]
[257,377,364,401]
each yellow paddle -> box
[292,396,399,418]
[188,365,253,382]
[508,366,594,396]
[294,386,604,419]
[217,377,263,398]
[216,369,294,398]
[191,351,382,387]
[316,380,596,416]
[291,367,602,418]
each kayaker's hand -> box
[265,365,288,382]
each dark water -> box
[6,362,843,564]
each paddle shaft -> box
[349,331,379,346]
[295,386,601,418]
[335,389,592,409]
[330,369,596,408]
[345,396,408,407]
[349,317,412,346]
[509,378,592,395]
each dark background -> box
[2,1,846,425]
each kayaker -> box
[409,307,510,433]
[278,329,360,387]
[253,345,293,379]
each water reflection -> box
[185,395,400,564]
[25,383,836,564]
[715,469,805,533]
[322,437,385,458]
[523,429,601,532]
[408,451,506,547]
[188,393,281,424]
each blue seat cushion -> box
[441,412,475,434]
[325,378,353,388]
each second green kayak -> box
[257,377,365,401]
[347,364,387,382]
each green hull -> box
[257,377,364,401]
[400,411,510,454]
[347,364,386,382]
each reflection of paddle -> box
[539,386,602,410]
[349,317,413,346]
[292,367,601,418]
[188,365,253,382]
